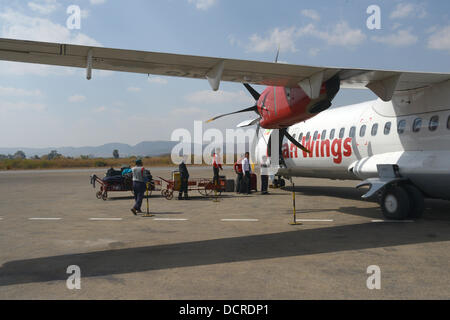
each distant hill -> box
[0,141,179,158]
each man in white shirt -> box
[241,152,251,194]
[260,155,270,194]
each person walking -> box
[234,155,243,193]
[178,157,189,200]
[131,159,146,215]
[241,152,252,194]
[212,150,223,187]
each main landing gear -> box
[379,183,425,220]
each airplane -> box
[0,37,449,220]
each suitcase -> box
[225,179,235,192]
[250,173,257,191]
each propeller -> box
[206,82,261,124]
[281,128,310,154]
[205,105,258,123]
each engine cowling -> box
[257,75,340,129]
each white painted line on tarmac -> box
[221,219,259,222]
[89,218,123,221]
[28,218,62,221]
[153,218,188,221]
[371,219,414,223]
[296,219,334,222]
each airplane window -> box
[360,125,366,137]
[398,120,406,134]
[292,133,297,140]
[371,123,378,136]
[349,126,356,138]
[305,132,310,141]
[339,128,345,139]
[413,118,422,133]
[384,122,391,135]
[298,132,303,142]
[429,116,439,131]
[313,131,318,140]
[330,129,335,140]
[321,130,327,140]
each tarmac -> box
[0,166,449,299]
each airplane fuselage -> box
[257,80,450,200]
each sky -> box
[0,0,449,148]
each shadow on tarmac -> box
[1,221,449,287]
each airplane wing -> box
[0,38,449,101]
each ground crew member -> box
[131,159,146,215]
[260,155,270,195]
[178,157,189,200]
[212,151,223,186]
[234,155,243,193]
[242,152,252,194]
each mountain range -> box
[0,141,179,158]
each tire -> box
[101,192,108,201]
[96,191,102,199]
[380,185,410,220]
[403,184,425,219]
[165,191,173,200]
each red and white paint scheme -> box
[254,80,450,219]
[0,37,449,220]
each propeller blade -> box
[205,105,257,123]
[282,129,311,154]
[243,83,260,101]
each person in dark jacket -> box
[178,157,189,200]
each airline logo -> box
[282,134,352,164]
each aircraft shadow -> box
[0,222,449,287]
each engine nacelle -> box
[257,76,340,129]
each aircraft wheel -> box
[380,185,410,220]
[403,184,425,219]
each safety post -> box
[289,182,302,225]
[142,182,154,217]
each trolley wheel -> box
[101,192,108,201]
[96,191,102,199]
[165,190,174,200]
[161,189,168,197]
